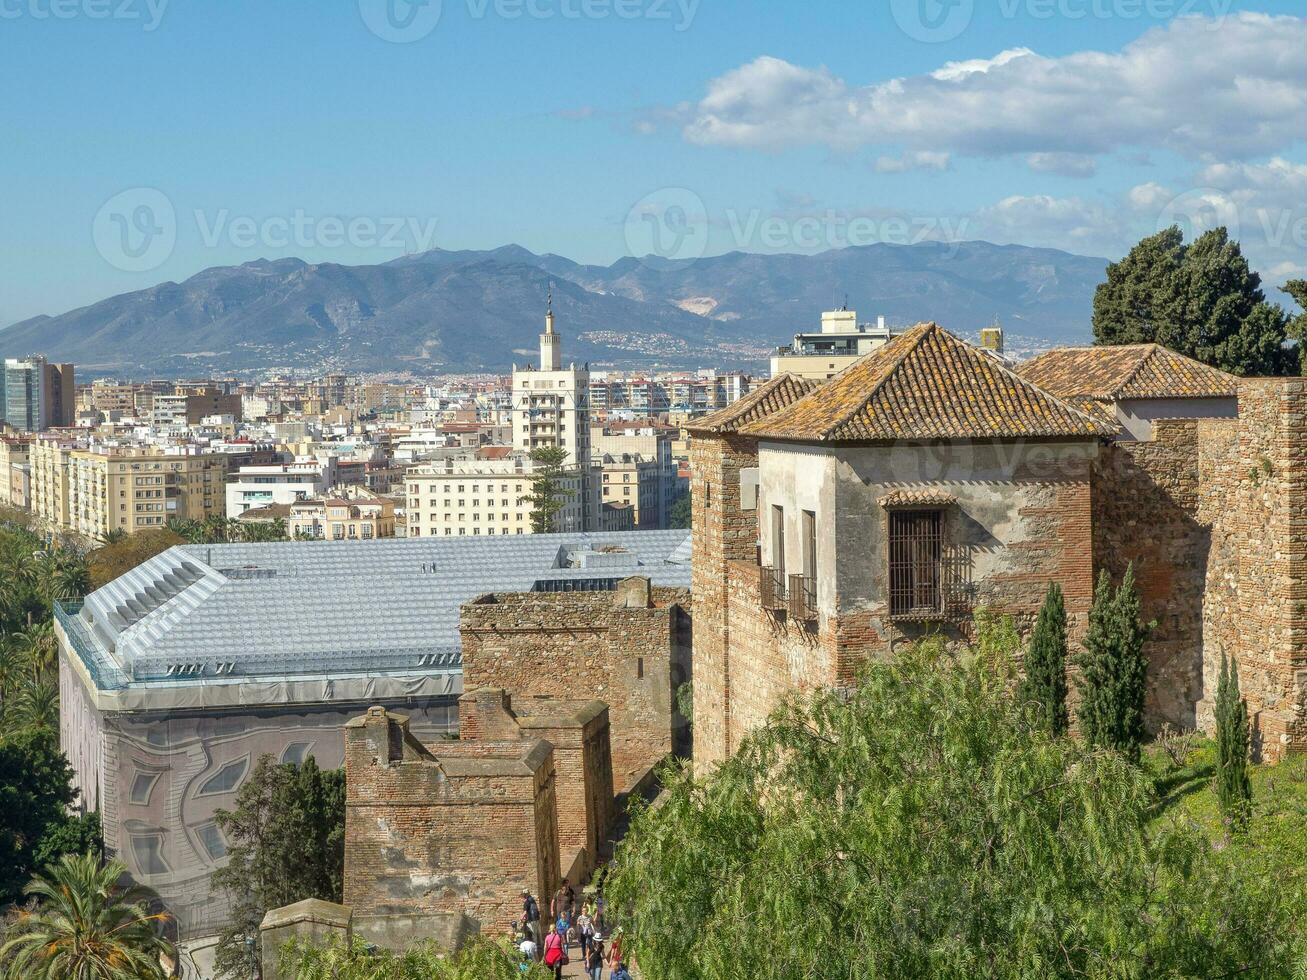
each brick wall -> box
[343,707,560,933]
[1091,381,1307,758]
[458,688,614,878]
[459,578,690,792]
[690,433,760,773]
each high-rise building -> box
[30,438,227,539]
[510,293,598,525]
[0,356,75,432]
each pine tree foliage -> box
[211,755,346,979]
[1092,226,1294,375]
[1019,582,1069,736]
[1214,652,1253,829]
[520,445,576,533]
[606,633,1297,979]
[1076,565,1151,763]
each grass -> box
[1145,736,1307,923]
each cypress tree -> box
[1214,652,1252,829]
[1076,564,1150,762]
[1020,582,1069,736]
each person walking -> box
[607,927,624,974]
[576,905,593,963]
[542,923,565,980]
[520,889,541,956]
[610,962,632,980]
[584,932,605,980]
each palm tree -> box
[6,677,59,734]
[0,852,173,980]
[15,621,58,682]
[36,551,91,606]
[96,528,128,546]
[0,636,29,715]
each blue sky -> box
[3,0,1307,325]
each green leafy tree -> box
[1283,279,1307,374]
[605,633,1294,979]
[5,677,59,734]
[0,852,173,980]
[0,727,78,903]
[1214,652,1253,830]
[1092,226,1293,375]
[520,446,576,534]
[1019,582,1069,736]
[669,492,691,529]
[33,810,103,870]
[211,755,345,979]
[1077,565,1151,762]
[278,934,545,980]
[87,528,188,590]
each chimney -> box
[979,325,1004,355]
[615,575,653,609]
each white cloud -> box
[682,14,1307,161]
[969,194,1123,255]
[1026,152,1097,178]
[875,151,951,173]
[1127,182,1173,210]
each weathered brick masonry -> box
[343,707,560,933]
[459,577,691,792]
[1091,380,1307,758]
[459,687,615,877]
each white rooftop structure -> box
[57,530,692,700]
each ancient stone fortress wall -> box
[458,687,614,879]
[343,707,560,934]
[1093,379,1307,759]
[689,433,759,772]
[459,577,690,792]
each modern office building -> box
[769,308,894,380]
[54,530,692,941]
[225,459,336,517]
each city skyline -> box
[4,1,1307,328]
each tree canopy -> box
[1092,226,1295,376]
[521,446,576,534]
[606,628,1300,979]
[211,755,345,979]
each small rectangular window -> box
[888,510,944,617]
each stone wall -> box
[459,578,690,792]
[343,707,560,933]
[703,439,1098,761]
[458,687,614,878]
[689,433,760,773]
[1091,380,1307,758]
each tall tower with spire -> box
[540,283,562,371]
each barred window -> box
[888,509,943,617]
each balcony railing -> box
[759,564,787,610]
[787,573,817,622]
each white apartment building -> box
[405,453,584,537]
[225,458,336,517]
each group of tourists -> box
[517,879,632,979]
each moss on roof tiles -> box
[1017,344,1237,402]
[738,323,1114,442]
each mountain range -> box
[0,242,1110,377]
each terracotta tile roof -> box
[738,323,1114,442]
[1017,344,1237,402]
[879,489,958,508]
[684,374,820,434]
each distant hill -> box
[0,242,1108,377]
